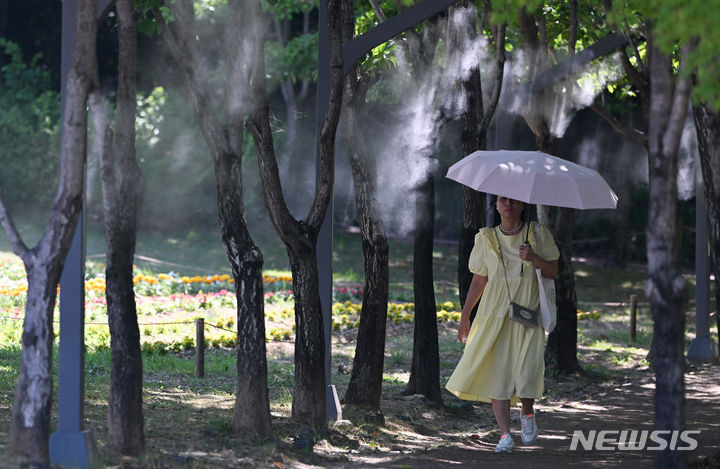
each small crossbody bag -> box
[494,226,539,328]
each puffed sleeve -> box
[536,223,560,262]
[468,229,489,275]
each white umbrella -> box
[446,149,618,209]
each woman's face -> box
[496,196,524,220]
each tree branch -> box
[246,10,298,243]
[479,22,505,135]
[569,0,578,56]
[157,0,228,163]
[0,190,30,262]
[306,0,345,230]
[591,103,648,148]
[88,90,119,222]
[662,41,695,156]
[368,0,387,22]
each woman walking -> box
[446,195,559,453]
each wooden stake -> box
[196,318,205,378]
[630,295,637,342]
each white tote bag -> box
[536,268,556,332]
[533,224,557,332]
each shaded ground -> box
[320,362,719,469]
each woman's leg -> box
[521,398,534,415]
[491,399,511,434]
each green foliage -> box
[262,0,316,20]
[641,0,720,109]
[135,0,174,36]
[265,31,319,85]
[0,39,60,210]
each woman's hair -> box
[489,194,535,226]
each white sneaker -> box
[521,413,538,444]
[495,433,515,453]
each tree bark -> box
[2,0,97,462]
[404,173,442,402]
[246,0,346,428]
[646,38,692,469]
[92,0,146,455]
[545,208,582,373]
[517,6,584,374]
[457,2,505,313]
[458,57,486,317]
[158,0,272,438]
[342,86,390,410]
[339,0,390,412]
[693,103,720,338]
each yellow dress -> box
[446,222,559,403]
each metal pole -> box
[688,177,719,361]
[50,1,112,466]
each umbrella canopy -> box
[446,150,618,209]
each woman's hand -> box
[519,242,536,263]
[458,316,471,344]
[520,242,558,278]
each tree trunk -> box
[9,266,57,462]
[457,2,505,317]
[222,186,271,438]
[405,173,442,402]
[340,0,389,411]
[157,0,272,438]
[342,85,389,410]
[105,237,144,455]
[3,0,97,462]
[246,0,346,428]
[693,103,720,338]
[545,208,582,373]
[458,65,486,315]
[646,39,692,469]
[287,240,327,427]
[96,0,146,455]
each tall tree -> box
[402,7,445,403]
[645,0,720,341]
[645,37,693,469]
[88,0,145,455]
[0,0,97,462]
[514,3,585,373]
[340,2,390,410]
[149,0,272,438]
[457,0,505,313]
[246,0,346,427]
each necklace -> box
[499,221,523,235]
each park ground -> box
[0,235,719,468]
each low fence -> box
[0,293,651,381]
[0,313,236,379]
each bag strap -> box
[493,226,514,306]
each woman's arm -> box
[519,243,559,278]
[458,274,488,343]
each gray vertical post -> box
[50,0,112,466]
[688,179,718,361]
[317,0,342,422]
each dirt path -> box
[296,362,720,469]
